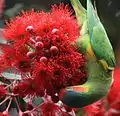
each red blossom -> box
[0,85,7,98]
[4,11,40,40]
[12,78,35,97]
[0,45,16,67]
[41,102,71,116]
[4,5,79,43]
[84,100,105,116]
[108,67,120,104]
[32,63,53,96]
[51,4,79,42]
[0,56,10,72]
[13,56,32,72]
[106,99,120,116]
[0,111,9,116]
[3,4,87,103]
[0,45,30,72]
[0,113,8,116]
[15,45,29,56]
[108,93,120,116]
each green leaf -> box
[18,97,27,111]
[1,68,22,80]
[0,29,7,44]
[32,97,44,107]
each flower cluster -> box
[0,4,87,115]
[2,4,86,98]
[41,102,70,116]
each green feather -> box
[87,0,116,70]
[70,0,86,26]
[69,0,88,55]
[60,0,115,108]
[61,60,112,108]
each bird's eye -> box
[107,69,112,73]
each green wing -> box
[87,0,116,70]
[69,0,89,55]
[59,0,115,108]
[70,0,87,25]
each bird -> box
[59,0,116,108]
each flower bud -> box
[26,26,34,33]
[26,52,36,58]
[40,57,48,64]
[51,28,59,34]
[50,46,59,55]
[35,42,44,50]
[35,36,42,42]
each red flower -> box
[0,45,30,72]
[0,56,10,72]
[4,11,40,40]
[13,56,31,72]
[3,4,86,104]
[108,67,120,104]
[51,4,79,42]
[41,102,71,116]
[0,113,9,116]
[4,4,79,43]
[12,78,35,97]
[0,45,16,67]
[107,93,120,116]
[106,101,120,116]
[32,63,52,96]
[84,100,105,116]
[0,111,9,116]
[0,85,7,98]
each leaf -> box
[23,96,31,103]
[18,97,27,111]
[4,3,24,18]
[1,67,22,80]
[0,29,8,54]
[32,97,44,107]
[0,29,7,44]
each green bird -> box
[59,0,115,108]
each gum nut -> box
[35,41,44,49]
[26,26,34,32]
[40,57,48,64]
[52,28,59,34]
[27,52,36,58]
[50,46,59,53]
[35,36,42,41]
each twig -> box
[6,98,12,111]
[0,96,11,106]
